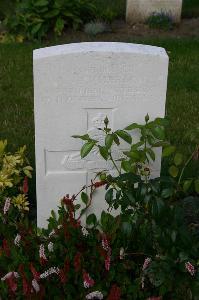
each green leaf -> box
[151,126,165,140]
[105,188,113,205]
[81,142,95,158]
[81,192,89,205]
[174,153,183,166]
[86,214,97,225]
[194,179,199,194]
[161,188,173,198]
[121,160,131,172]
[101,211,108,229]
[131,141,145,150]
[183,179,193,192]
[162,146,176,157]
[105,134,114,149]
[24,169,32,178]
[117,173,141,184]
[55,17,65,35]
[122,222,132,237]
[44,9,59,18]
[75,204,81,210]
[99,146,109,160]
[115,130,132,144]
[113,133,120,146]
[154,117,169,126]
[72,134,90,141]
[146,148,155,161]
[31,23,42,35]
[125,123,142,130]
[171,230,177,242]
[0,140,7,156]
[123,150,140,160]
[35,0,48,6]
[169,165,179,178]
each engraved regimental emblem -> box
[62,112,123,172]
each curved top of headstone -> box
[33,42,168,60]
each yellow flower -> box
[0,171,13,190]
[12,194,29,212]
[3,154,23,169]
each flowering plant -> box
[0,117,199,299]
[0,140,32,215]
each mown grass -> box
[0,36,199,202]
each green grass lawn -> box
[0,36,199,202]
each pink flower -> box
[32,279,40,293]
[119,248,125,260]
[1,272,19,281]
[86,291,103,299]
[3,197,11,214]
[83,271,95,288]
[142,257,151,271]
[102,234,109,251]
[40,267,60,279]
[105,255,111,271]
[39,244,47,265]
[185,261,195,276]
[141,276,145,289]
[14,234,21,247]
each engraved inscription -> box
[49,87,152,104]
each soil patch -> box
[111,18,199,39]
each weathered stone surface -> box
[126,0,182,24]
[33,42,169,227]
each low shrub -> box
[0,117,199,299]
[4,0,96,40]
[0,0,17,21]
[84,21,110,36]
[147,11,174,30]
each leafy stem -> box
[109,151,121,175]
[177,146,197,185]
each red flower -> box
[83,271,95,288]
[64,258,70,273]
[3,239,10,257]
[59,269,67,283]
[108,284,121,300]
[185,261,195,276]
[105,255,111,271]
[30,263,40,281]
[6,276,17,294]
[23,176,29,194]
[62,196,74,210]
[74,252,81,272]
[18,264,31,296]
[40,256,48,266]
[22,277,31,296]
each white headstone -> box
[126,0,182,24]
[33,42,169,228]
